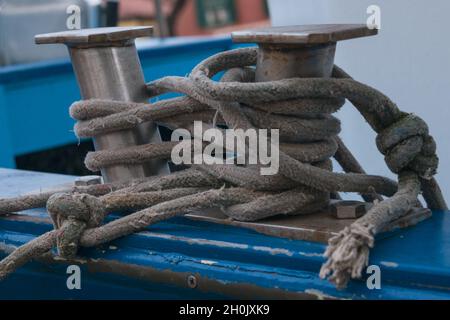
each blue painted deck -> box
[0,168,449,299]
[0,36,244,168]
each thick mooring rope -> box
[0,47,447,288]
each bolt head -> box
[187,275,198,288]
[330,200,371,219]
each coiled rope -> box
[0,47,446,288]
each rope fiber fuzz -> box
[0,47,446,289]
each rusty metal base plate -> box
[23,182,433,244]
[186,203,432,243]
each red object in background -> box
[119,0,173,19]
[175,0,268,36]
[119,0,269,36]
[236,0,267,24]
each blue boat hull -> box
[1,168,450,299]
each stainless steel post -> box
[35,26,169,182]
[232,24,378,200]
[232,25,377,81]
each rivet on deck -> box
[187,274,198,288]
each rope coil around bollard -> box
[0,47,446,288]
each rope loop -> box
[0,46,446,288]
[376,113,438,178]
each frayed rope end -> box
[319,223,375,289]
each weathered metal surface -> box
[35,27,169,182]
[35,26,153,47]
[0,168,449,299]
[255,42,336,80]
[233,24,376,82]
[232,24,378,44]
[187,206,431,243]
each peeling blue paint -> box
[0,169,450,299]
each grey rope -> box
[0,47,446,289]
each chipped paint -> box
[380,261,399,268]
[200,260,217,266]
[253,246,294,256]
[36,252,318,299]
[299,252,323,257]
[0,241,16,254]
[109,245,118,250]
[141,231,249,249]
[304,289,338,300]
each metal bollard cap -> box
[232,24,377,45]
[35,26,153,47]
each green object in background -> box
[196,0,236,28]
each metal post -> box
[168,25,385,240]
[254,43,336,81]
[232,25,378,81]
[232,25,377,199]
[35,27,169,182]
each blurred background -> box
[0,0,449,202]
[0,0,270,65]
[0,0,269,175]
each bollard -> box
[232,24,377,80]
[232,24,378,204]
[35,26,169,182]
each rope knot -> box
[47,193,105,258]
[376,113,438,179]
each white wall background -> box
[268,0,450,201]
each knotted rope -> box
[0,47,446,289]
[47,193,105,258]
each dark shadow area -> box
[15,141,97,176]
[14,125,180,176]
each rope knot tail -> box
[319,223,375,289]
[47,193,105,259]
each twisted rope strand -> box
[0,47,446,289]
